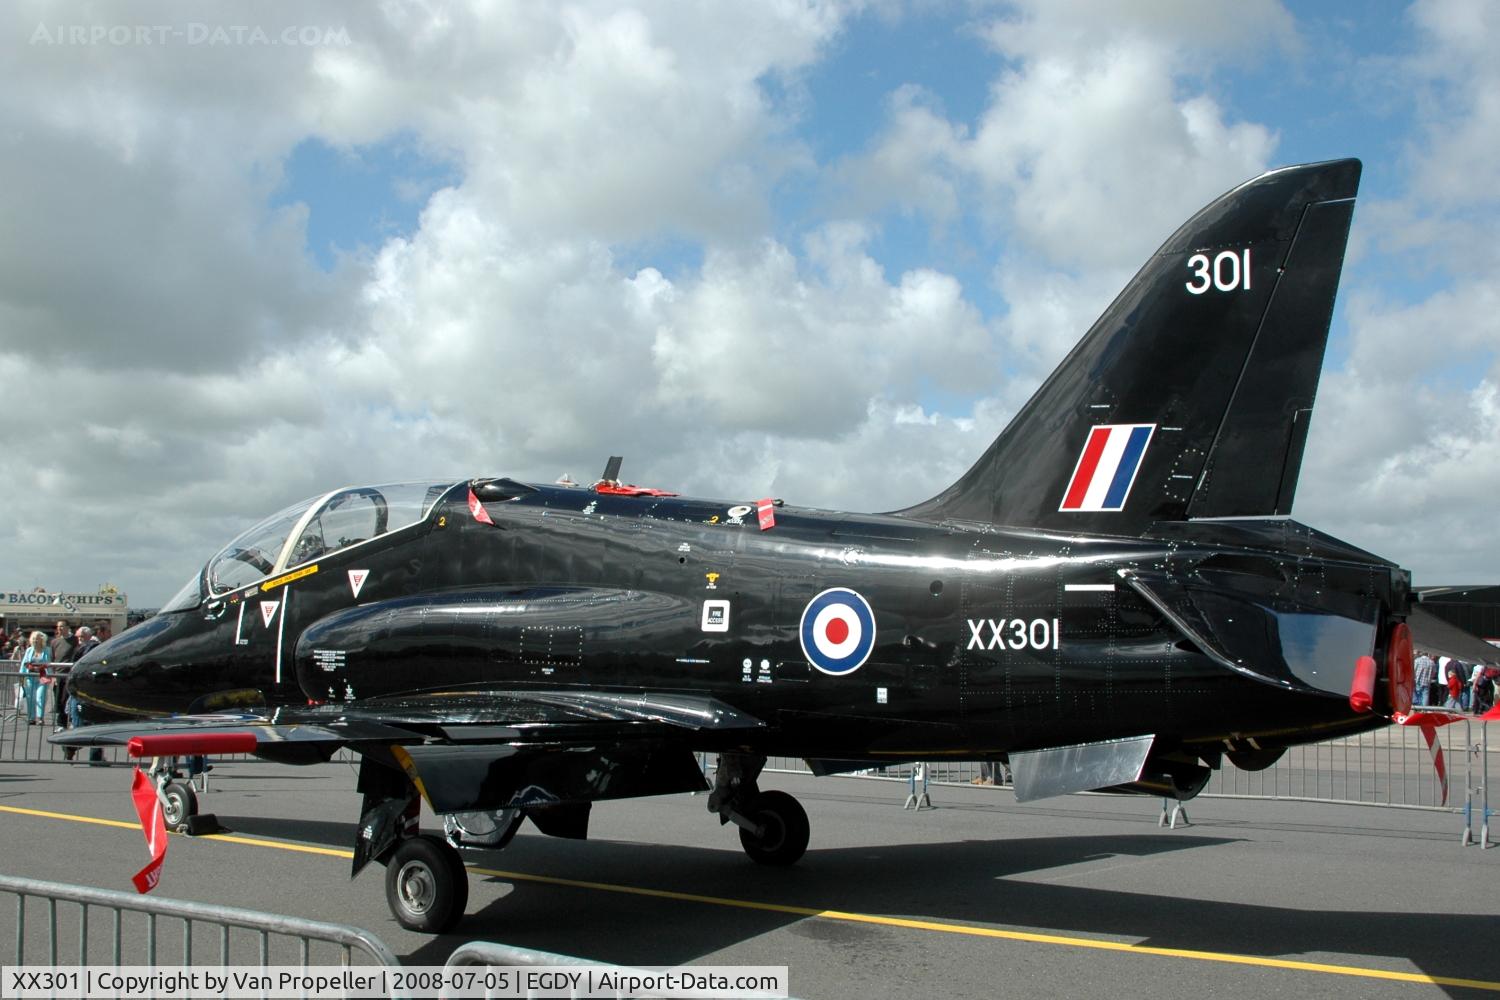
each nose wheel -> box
[384,833,469,933]
[737,790,810,866]
[161,782,198,832]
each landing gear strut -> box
[356,757,471,933]
[709,753,811,866]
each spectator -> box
[1470,662,1491,715]
[71,625,99,660]
[18,630,51,724]
[49,620,75,664]
[57,626,101,734]
[63,626,104,761]
[49,621,77,731]
[1413,650,1434,708]
[1444,659,1466,711]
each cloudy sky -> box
[2,0,1496,608]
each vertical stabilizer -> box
[897,159,1360,531]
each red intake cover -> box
[126,732,258,758]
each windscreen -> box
[205,483,459,595]
[287,482,457,567]
[207,496,319,595]
[159,573,204,614]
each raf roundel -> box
[799,588,877,675]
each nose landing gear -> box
[736,789,810,866]
[709,753,811,866]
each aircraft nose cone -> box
[65,614,179,719]
[65,639,114,716]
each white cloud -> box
[832,1,1285,376]
[842,2,1285,272]
[1292,0,1500,584]
[3,0,1496,612]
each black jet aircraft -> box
[59,157,1419,932]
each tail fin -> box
[898,158,1360,531]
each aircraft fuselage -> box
[77,480,1403,767]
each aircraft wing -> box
[54,687,763,837]
[53,690,760,877]
[52,688,763,755]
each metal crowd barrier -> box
[2,666,127,766]
[764,712,1494,822]
[0,873,401,968]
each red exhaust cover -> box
[1349,655,1377,713]
[126,732,258,758]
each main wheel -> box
[384,834,469,933]
[161,782,198,832]
[738,790,809,866]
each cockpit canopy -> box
[161,481,458,613]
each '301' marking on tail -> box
[1185,249,1251,294]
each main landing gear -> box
[385,834,469,934]
[355,758,473,934]
[359,753,813,934]
[709,753,810,866]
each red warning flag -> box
[129,768,168,894]
[1396,711,1465,807]
[756,498,776,531]
[468,488,494,525]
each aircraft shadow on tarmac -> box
[213,811,1494,989]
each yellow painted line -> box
[5,802,1498,991]
[0,804,350,858]
[0,804,141,831]
[197,833,352,859]
[465,868,1500,991]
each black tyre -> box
[161,782,198,831]
[384,834,469,933]
[738,790,809,866]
